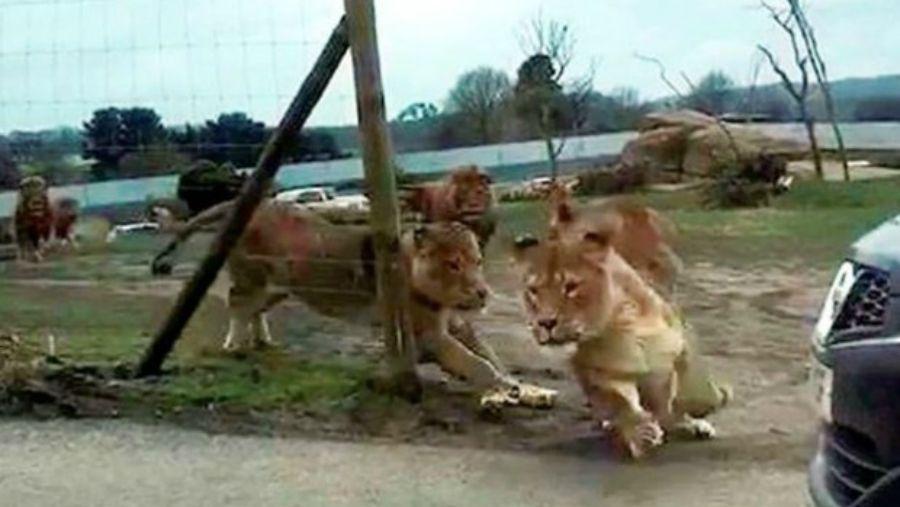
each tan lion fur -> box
[14,176,79,262]
[515,189,728,458]
[152,200,556,409]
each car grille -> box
[824,425,887,505]
[831,265,891,338]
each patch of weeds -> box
[149,351,373,411]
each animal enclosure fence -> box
[0,0,420,390]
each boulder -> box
[620,109,808,178]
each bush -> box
[575,165,648,197]
[701,153,786,208]
[177,159,246,215]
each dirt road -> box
[0,419,809,507]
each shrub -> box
[701,153,786,208]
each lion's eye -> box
[564,280,580,297]
[527,286,538,296]
[446,260,461,272]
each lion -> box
[151,200,556,411]
[400,165,497,249]
[544,182,682,300]
[514,229,729,458]
[14,176,79,262]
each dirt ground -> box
[0,250,826,506]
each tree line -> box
[0,109,348,189]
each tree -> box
[758,3,824,179]
[513,14,592,179]
[195,112,267,168]
[783,0,849,180]
[446,67,511,144]
[284,129,343,162]
[0,143,21,190]
[83,107,166,180]
[685,71,736,115]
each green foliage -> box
[0,150,20,190]
[83,107,166,179]
[177,159,246,214]
[684,70,737,116]
[194,112,267,168]
[447,67,512,143]
[158,353,371,409]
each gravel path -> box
[0,419,808,507]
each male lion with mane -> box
[151,199,555,411]
[400,165,497,249]
[14,176,79,262]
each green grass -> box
[6,177,899,414]
[155,353,372,410]
[0,279,371,412]
[493,177,900,270]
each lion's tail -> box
[150,200,236,276]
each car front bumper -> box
[810,445,843,507]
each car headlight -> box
[813,261,892,347]
[813,261,858,346]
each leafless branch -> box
[518,12,575,81]
[634,52,685,99]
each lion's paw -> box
[479,387,515,413]
[683,418,717,440]
[515,383,557,409]
[623,419,664,459]
[667,417,717,441]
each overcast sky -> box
[0,0,897,132]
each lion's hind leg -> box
[640,369,716,442]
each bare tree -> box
[513,13,593,179]
[634,53,741,160]
[786,0,849,180]
[758,1,823,179]
[446,67,511,144]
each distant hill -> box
[828,74,900,103]
[656,74,900,122]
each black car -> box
[809,215,900,506]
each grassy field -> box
[2,176,899,418]
[493,176,900,270]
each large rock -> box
[619,110,808,178]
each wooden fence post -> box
[135,17,350,377]
[344,0,421,398]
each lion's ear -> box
[513,234,540,263]
[581,230,612,265]
[582,231,610,247]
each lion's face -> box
[515,233,617,346]
[406,222,489,311]
[18,176,47,200]
[448,166,493,221]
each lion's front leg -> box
[575,368,663,459]
[225,286,280,351]
[445,315,557,411]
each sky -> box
[0,0,898,132]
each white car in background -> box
[275,186,369,212]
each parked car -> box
[809,214,900,506]
[274,186,369,212]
